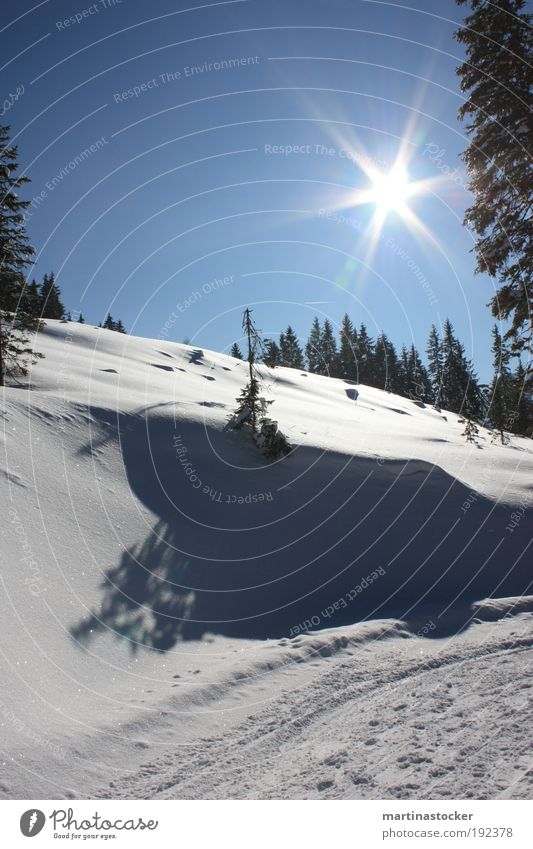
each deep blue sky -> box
[1,0,499,378]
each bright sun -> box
[368,167,412,213]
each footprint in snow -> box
[100,368,118,374]
[150,363,174,372]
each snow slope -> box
[1,320,532,799]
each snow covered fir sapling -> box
[230,308,292,459]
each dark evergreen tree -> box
[115,319,126,334]
[39,272,65,319]
[262,339,280,368]
[373,332,398,392]
[78,313,85,324]
[427,324,444,407]
[455,1,533,388]
[103,313,115,330]
[305,317,323,374]
[397,346,410,398]
[339,313,357,380]
[511,360,533,435]
[279,325,304,369]
[354,323,374,384]
[441,319,468,413]
[320,319,339,376]
[0,126,42,385]
[463,418,479,443]
[489,324,515,442]
[20,280,41,319]
[408,344,432,401]
[230,342,243,360]
[232,309,269,432]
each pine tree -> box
[262,339,280,368]
[279,325,304,369]
[397,346,410,397]
[373,332,398,392]
[320,319,339,376]
[230,342,243,360]
[39,272,65,319]
[427,324,444,406]
[463,418,479,443]
[232,309,268,432]
[441,319,467,412]
[354,323,374,384]
[103,313,115,330]
[20,280,41,319]
[305,317,323,374]
[0,126,42,385]
[231,310,292,458]
[438,319,484,420]
[511,360,533,435]
[339,313,357,380]
[455,0,533,387]
[408,344,432,401]
[489,324,515,442]
[78,313,85,324]
[115,319,126,334]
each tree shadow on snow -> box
[71,405,533,650]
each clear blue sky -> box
[2,0,499,379]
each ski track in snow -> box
[96,616,533,801]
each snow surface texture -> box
[1,320,532,799]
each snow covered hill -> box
[1,320,532,799]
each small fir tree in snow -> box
[231,309,291,458]
[232,308,269,433]
[230,342,243,360]
[463,418,479,444]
